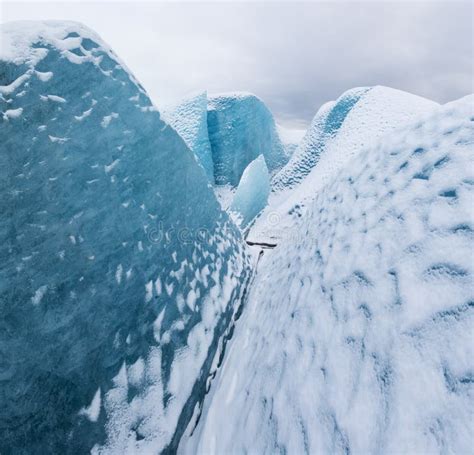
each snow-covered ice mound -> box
[252,86,439,242]
[272,88,368,191]
[0,21,250,453]
[207,92,287,186]
[187,95,474,454]
[229,155,270,229]
[162,91,214,183]
[273,86,438,192]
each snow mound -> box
[229,155,270,229]
[0,21,250,454]
[207,92,288,186]
[162,91,214,183]
[188,95,474,454]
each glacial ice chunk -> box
[207,92,287,186]
[0,20,250,454]
[229,155,270,229]
[162,91,215,183]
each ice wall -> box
[188,95,474,454]
[207,92,287,186]
[229,155,270,229]
[0,21,250,454]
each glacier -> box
[2,18,473,455]
[207,92,288,186]
[162,91,215,183]
[0,21,250,454]
[229,155,270,230]
[185,95,474,454]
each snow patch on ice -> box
[40,94,66,103]
[2,107,23,120]
[79,388,101,423]
[31,285,47,305]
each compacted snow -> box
[0,21,250,454]
[185,95,474,454]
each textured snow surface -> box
[230,155,270,229]
[207,92,287,186]
[253,86,439,242]
[162,92,215,183]
[187,96,474,454]
[0,21,250,454]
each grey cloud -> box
[2,1,473,128]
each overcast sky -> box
[1,1,473,128]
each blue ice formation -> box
[229,155,270,229]
[0,21,250,454]
[272,86,438,192]
[162,91,214,183]
[207,92,287,186]
[187,95,474,454]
